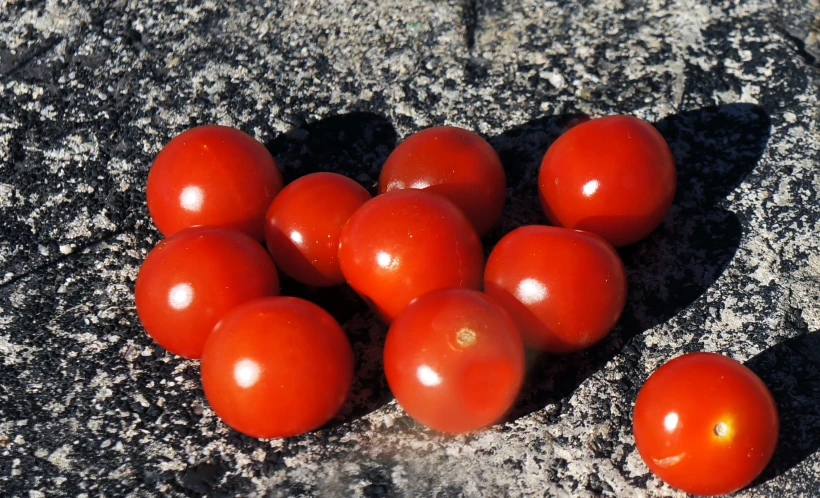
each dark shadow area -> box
[621,104,771,331]
[490,114,589,192]
[262,111,398,428]
[503,104,772,420]
[279,274,393,429]
[179,459,226,495]
[327,328,393,431]
[265,111,398,191]
[486,114,588,246]
[278,275,365,326]
[747,332,820,484]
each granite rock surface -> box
[0,0,818,496]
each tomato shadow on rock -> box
[746,332,820,485]
[620,103,772,333]
[502,104,772,421]
[264,111,398,192]
[484,113,588,247]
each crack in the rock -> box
[0,35,64,78]
[777,27,820,70]
[0,226,130,291]
[0,0,115,78]
[462,0,479,53]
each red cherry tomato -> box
[338,190,484,323]
[633,352,779,496]
[538,115,676,247]
[384,288,524,433]
[379,126,506,236]
[146,125,283,241]
[200,297,353,439]
[134,226,279,359]
[264,172,371,287]
[483,225,626,352]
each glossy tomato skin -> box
[264,172,371,287]
[384,288,525,433]
[200,297,353,439]
[379,126,506,236]
[538,115,676,247]
[134,226,279,359]
[338,189,484,323]
[147,125,283,241]
[483,225,626,352]
[633,352,779,496]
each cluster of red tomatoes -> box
[134,118,778,496]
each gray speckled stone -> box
[0,0,818,496]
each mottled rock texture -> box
[0,0,818,496]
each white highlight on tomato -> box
[179,185,205,212]
[233,358,262,389]
[376,251,395,269]
[582,179,599,197]
[664,412,679,432]
[168,283,194,310]
[290,230,304,245]
[416,365,442,386]
[516,278,548,305]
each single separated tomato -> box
[384,288,524,433]
[379,126,506,236]
[633,352,779,496]
[339,190,484,323]
[264,172,371,287]
[484,225,626,352]
[201,297,354,439]
[538,115,676,247]
[147,125,283,241]
[134,226,280,359]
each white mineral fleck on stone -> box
[46,445,73,471]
